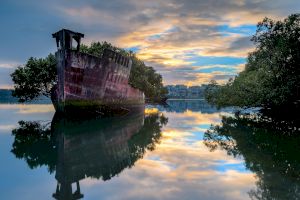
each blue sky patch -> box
[217,25,257,36]
[125,46,141,53]
[190,56,246,66]
[215,161,248,173]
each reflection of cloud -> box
[144,108,159,115]
[0,104,55,136]
[79,110,256,200]
[0,104,54,114]
[17,105,54,114]
[165,110,224,125]
[81,155,255,200]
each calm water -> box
[0,100,299,200]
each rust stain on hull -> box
[51,29,144,115]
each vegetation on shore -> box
[205,14,300,109]
[11,41,167,102]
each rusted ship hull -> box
[52,29,144,116]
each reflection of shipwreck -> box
[52,112,145,200]
[51,29,144,115]
[11,108,167,200]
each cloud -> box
[0,125,16,132]
[1,0,299,86]
[200,36,254,57]
[161,69,237,85]
[0,61,21,69]
[235,63,246,72]
[59,0,287,61]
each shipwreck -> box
[51,29,145,116]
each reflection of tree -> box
[11,111,168,200]
[11,121,57,173]
[129,114,168,161]
[203,113,300,200]
[162,99,226,114]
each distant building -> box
[165,85,207,99]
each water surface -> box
[0,100,299,199]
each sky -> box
[0,0,299,88]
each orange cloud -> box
[57,0,296,86]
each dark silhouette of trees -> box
[205,14,300,109]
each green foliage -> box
[11,41,167,102]
[129,55,168,101]
[80,41,129,57]
[81,41,168,101]
[205,14,300,108]
[204,113,300,199]
[11,54,57,102]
